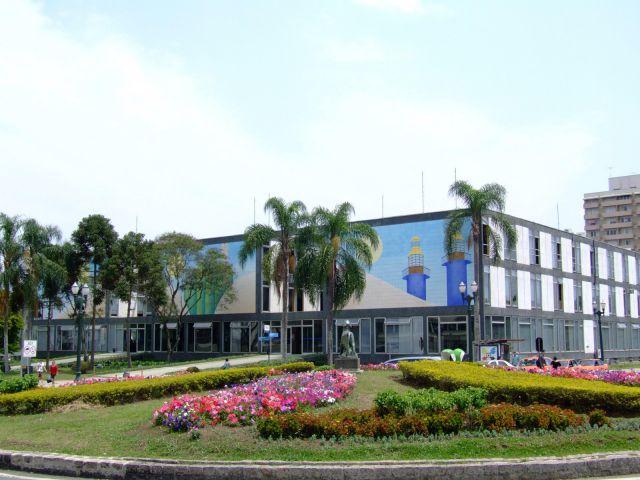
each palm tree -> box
[238,197,307,360]
[0,214,26,373]
[295,202,379,366]
[444,181,517,360]
[41,244,69,367]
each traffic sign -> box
[22,340,37,358]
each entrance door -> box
[288,326,302,355]
[440,321,468,352]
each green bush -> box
[588,409,611,427]
[0,362,313,415]
[374,387,487,416]
[185,366,200,373]
[0,375,39,394]
[399,361,640,415]
[256,402,585,439]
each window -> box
[56,326,75,351]
[552,236,562,269]
[616,323,626,350]
[504,239,517,261]
[622,257,628,283]
[224,321,259,353]
[482,224,489,255]
[554,278,563,311]
[543,320,555,352]
[529,231,540,265]
[564,320,575,351]
[572,242,581,273]
[427,317,439,353]
[491,316,506,340]
[518,318,535,353]
[530,273,542,309]
[373,317,422,354]
[483,266,491,305]
[505,269,518,306]
[623,290,631,317]
[632,325,640,350]
[607,251,614,279]
[261,246,270,312]
[573,282,583,313]
[609,289,616,316]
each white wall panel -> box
[563,278,575,314]
[518,270,531,310]
[583,319,595,354]
[631,291,639,319]
[516,225,529,265]
[541,274,554,311]
[614,252,623,282]
[599,284,610,314]
[561,238,573,273]
[580,243,592,277]
[490,266,506,308]
[540,232,552,269]
[628,256,638,284]
[598,248,608,280]
[616,286,625,316]
[582,281,593,315]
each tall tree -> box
[0,214,26,373]
[40,243,75,367]
[20,219,61,340]
[295,202,379,366]
[72,215,117,367]
[102,232,160,368]
[444,180,517,361]
[155,232,236,361]
[238,198,307,360]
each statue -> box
[339,323,357,358]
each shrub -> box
[588,409,611,427]
[0,374,39,394]
[373,387,487,417]
[0,361,314,415]
[399,361,640,415]
[476,403,584,432]
[185,366,200,373]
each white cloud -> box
[0,1,275,240]
[323,38,387,63]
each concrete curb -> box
[2,450,640,480]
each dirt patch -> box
[51,400,104,413]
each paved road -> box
[0,470,104,479]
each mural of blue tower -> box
[402,236,430,300]
[442,233,471,306]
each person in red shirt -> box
[49,360,58,386]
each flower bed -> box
[399,361,640,415]
[361,363,399,371]
[153,369,356,433]
[73,375,152,386]
[540,368,640,386]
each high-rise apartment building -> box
[584,174,640,251]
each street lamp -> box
[459,280,478,361]
[264,324,271,363]
[593,300,606,362]
[71,281,90,382]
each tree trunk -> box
[3,307,9,374]
[166,323,173,362]
[90,263,97,368]
[281,248,289,361]
[46,298,52,368]
[126,294,132,369]
[472,217,482,363]
[326,263,336,366]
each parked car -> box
[574,358,608,370]
[382,356,442,365]
[484,359,515,368]
[556,358,579,368]
[518,356,553,370]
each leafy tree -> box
[102,232,161,368]
[0,214,26,373]
[0,312,24,353]
[444,180,517,361]
[41,243,73,367]
[155,232,236,361]
[238,198,307,360]
[72,215,118,366]
[295,202,379,365]
[19,219,61,339]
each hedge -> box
[0,374,38,394]
[0,362,313,415]
[399,361,640,416]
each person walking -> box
[36,361,45,383]
[551,356,562,369]
[49,360,58,386]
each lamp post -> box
[593,301,606,362]
[459,280,478,361]
[264,324,271,363]
[71,281,90,382]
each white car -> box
[484,359,515,368]
[382,356,442,365]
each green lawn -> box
[0,370,639,461]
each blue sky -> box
[1,1,638,240]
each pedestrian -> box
[512,351,520,367]
[551,356,561,369]
[49,360,58,386]
[221,358,231,370]
[535,355,546,369]
[36,361,45,382]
